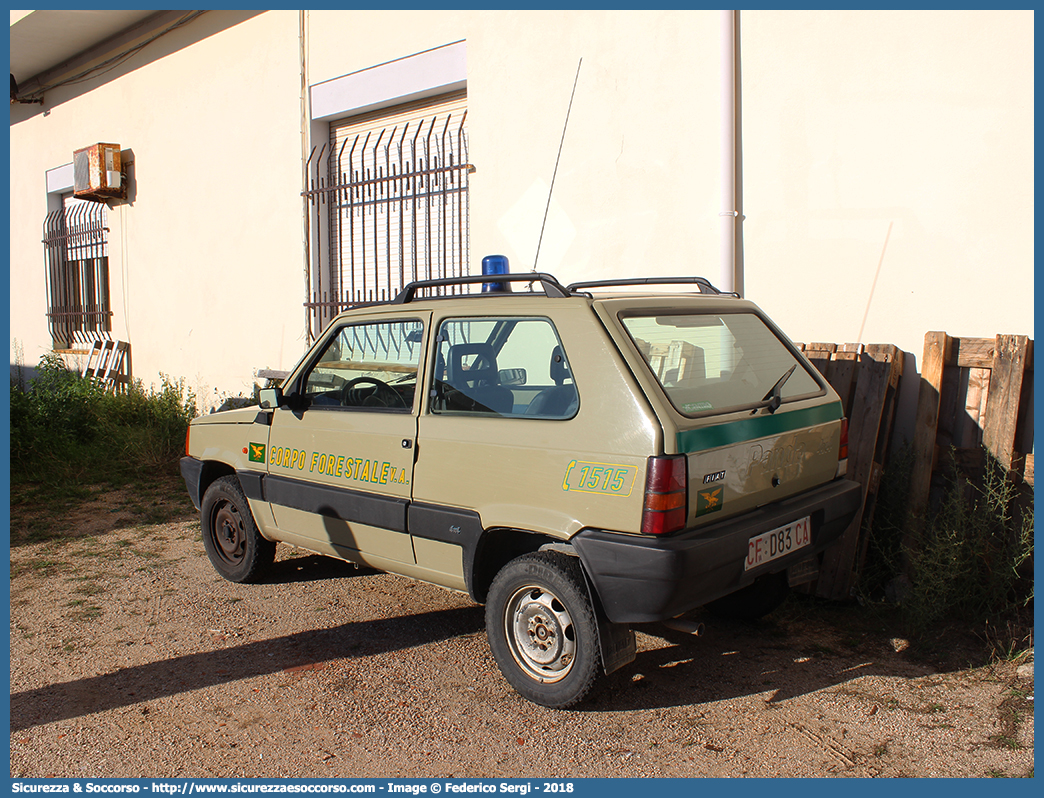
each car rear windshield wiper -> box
[751,365,796,415]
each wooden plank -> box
[816,350,892,600]
[829,352,860,414]
[953,336,996,369]
[1013,342,1034,483]
[950,367,972,448]
[862,345,903,456]
[982,334,1029,470]
[802,345,837,384]
[953,446,985,472]
[101,342,130,385]
[81,340,103,379]
[850,345,904,582]
[936,351,962,453]
[907,332,952,538]
[805,353,832,377]
[801,343,861,416]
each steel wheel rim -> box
[504,584,576,683]
[211,501,246,565]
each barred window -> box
[305,91,470,338]
[42,196,111,350]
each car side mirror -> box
[499,368,527,386]
[259,387,283,410]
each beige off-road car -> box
[181,272,860,707]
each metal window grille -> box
[42,198,112,349]
[303,93,471,340]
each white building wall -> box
[742,9,1034,359]
[10,11,305,404]
[10,9,1033,413]
[303,7,722,301]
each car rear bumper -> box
[571,478,862,624]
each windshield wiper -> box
[751,365,796,415]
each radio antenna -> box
[533,58,582,272]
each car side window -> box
[430,317,578,418]
[303,319,424,411]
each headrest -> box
[549,345,570,386]
[447,343,499,387]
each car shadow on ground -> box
[263,553,380,583]
[11,559,970,730]
[582,608,940,713]
[10,604,486,733]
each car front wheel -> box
[200,475,275,583]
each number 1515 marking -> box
[562,460,637,497]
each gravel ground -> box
[8,491,1035,779]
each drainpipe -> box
[300,10,318,342]
[719,9,741,295]
[300,10,310,340]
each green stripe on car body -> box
[676,402,843,454]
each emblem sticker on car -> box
[248,443,266,463]
[696,486,724,517]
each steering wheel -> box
[340,376,407,409]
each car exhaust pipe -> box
[662,618,705,636]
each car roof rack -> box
[391,273,571,304]
[565,276,739,297]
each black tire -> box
[200,475,276,583]
[485,552,602,708]
[706,571,790,621]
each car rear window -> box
[620,311,824,416]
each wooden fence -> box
[907,332,1034,536]
[797,332,1033,600]
[796,342,905,600]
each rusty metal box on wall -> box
[73,142,125,201]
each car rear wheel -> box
[201,475,275,583]
[485,552,602,708]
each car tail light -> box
[185,425,191,457]
[641,455,688,535]
[836,418,849,477]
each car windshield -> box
[620,311,823,416]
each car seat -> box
[525,346,578,417]
[445,343,514,414]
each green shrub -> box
[10,355,197,491]
[864,445,1034,638]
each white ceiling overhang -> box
[10,9,193,97]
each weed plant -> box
[863,444,1034,644]
[10,353,197,499]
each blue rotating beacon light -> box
[481,254,511,292]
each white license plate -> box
[745,516,811,571]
